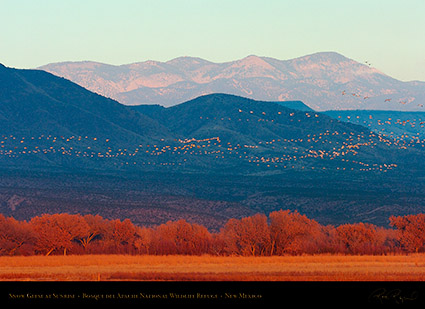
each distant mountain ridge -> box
[38,52,425,111]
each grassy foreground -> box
[1,254,425,281]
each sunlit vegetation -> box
[1,211,424,257]
[2,254,425,281]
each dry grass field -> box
[0,254,425,281]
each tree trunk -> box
[250,244,256,256]
[269,240,275,256]
[8,242,24,256]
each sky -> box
[1,0,424,81]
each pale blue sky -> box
[1,0,424,81]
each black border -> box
[2,281,424,306]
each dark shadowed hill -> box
[0,63,172,141]
[0,64,174,170]
[130,93,425,174]
[275,100,314,111]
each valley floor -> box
[1,254,425,281]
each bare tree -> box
[221,214,270,256]
[0,214,35,255]
[30,214,89,255]
[390,214,425,253]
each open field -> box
[1,254,425,281]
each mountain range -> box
[38,52,425,111]
[2,62,425,229]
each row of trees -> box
[1,211,425,256]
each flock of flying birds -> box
[0,133,397,172]
[1,65,424,173]
[340,89,421,107]
[0,106,422,173]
